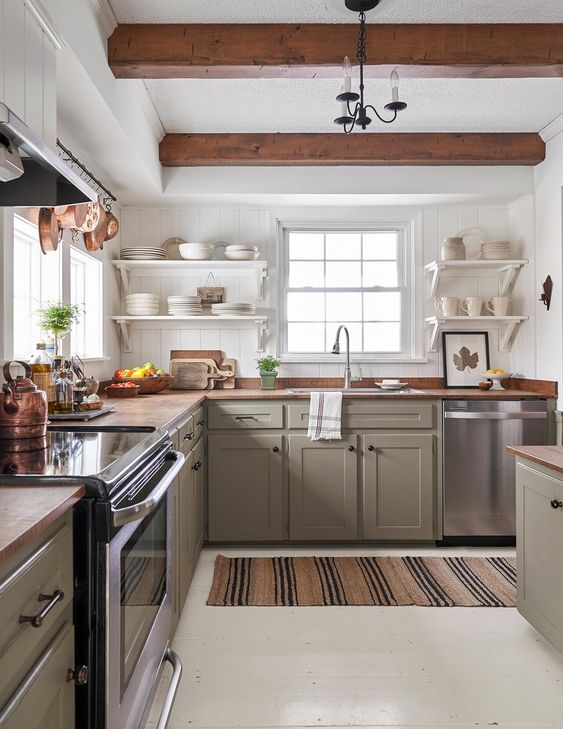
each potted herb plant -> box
[256,355,280,390]
[37,302,82,356]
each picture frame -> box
[197,286,225,308]
[442,331,490,388]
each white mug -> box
[434,297,459,317]
[460,297,483,317]
[486,296,509,316]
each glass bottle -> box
[30,342,55,413]
[54,366,74,414]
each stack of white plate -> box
[211,302,256,316]
[224,245,260,261]
[167,296,202,316]
[480,240,511,260]
[121,247,167,260]
[126,293,159,316]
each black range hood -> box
[0,102,97,207]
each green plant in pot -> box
[37,302,82,356]
[257,355,280,390]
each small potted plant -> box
[256,355,280,390]
[37,302,82,356]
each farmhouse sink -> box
[286,387,425,395]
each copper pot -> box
[38,208,63,254]
[54,204,88,230]
[0,361,48,441]
[104,210,119,241]
[77,202,101,233]
[84,207,107,252]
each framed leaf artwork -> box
[442,331,490,388]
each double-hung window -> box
[70,245,103,359]
[281,226,412,359]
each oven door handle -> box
[111,451,184,527]
[155,648,183,729]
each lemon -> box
[495,369,505,374]
[486,369,496,374]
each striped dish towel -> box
[307,391,343,441]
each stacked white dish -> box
[211,302,256,316]
[480,240,511,260]
[121,247,167,260]
[377,379,408,391]
[224,245,260,261]
[179,243,214,261]
[167,295,202,316]
[126,293,159,316]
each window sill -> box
[76,356,111,362]
[280,355,429,364]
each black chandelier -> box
[334,0,407,133]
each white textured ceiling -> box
[110,0,563,24]
[145,78,563,133]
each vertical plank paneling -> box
[41,32,57,146]
[24,8,43,137]
[199,208,221,244]
[219,209,240,243]
[160,209,181,242]
[478,208,500,240]
[3,0,26,118]
[140,209,161,245]
[239,209,261,245]
[0,0,6,101]
[120,209,142,246]
[180,209,200,242]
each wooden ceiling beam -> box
[108,23,563,79]
[159,133,545,167]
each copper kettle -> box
[0,361,48,444]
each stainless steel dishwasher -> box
[442,400,549,544]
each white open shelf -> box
[112,259,268,298]
[424,315,529,352]
[424,259,528,298]
[112,315,268,354]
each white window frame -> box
[277,218,424,363]
[70,244,104,360]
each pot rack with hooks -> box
[56,139,117,212]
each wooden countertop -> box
[0,485,84,566]
[507,446,563,475]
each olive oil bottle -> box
[30,342,56,413]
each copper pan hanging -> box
[38,208,63,254]
[104,209,119,241]
[77,201,101,233]
[83,207,107,252]
[54,203,88,230]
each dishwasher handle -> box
[444,411,547,420]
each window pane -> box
[364,292,401,321]
[326,292,362,321]
[287,292,325,321]
[289,261,324,288]
[326,262,361,288]
[289,232,324,260]
[70,246,103,358]
[326,323,363,353]
[325,233,361,260]
[363,262,398,288]
[363,232,397,260]
[364,323,401,352]
[287,323,325,352]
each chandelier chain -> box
[357,11,367,66]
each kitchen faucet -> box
[331,325,353,389]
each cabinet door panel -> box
[177,449,195,610]
[363,434,434,540]
[289,435,358,541]
[192,438,205,555]
[516,463,563,652]
[208,435,284,541]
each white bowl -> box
[224,250,260,261]
[226,245,259,252]
[179,244,214,260]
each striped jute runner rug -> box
[207,555,516,607]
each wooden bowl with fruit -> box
[105,382,140,398]
[112,362,174,395]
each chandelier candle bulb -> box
[343,56,352,93]
[391,69,400,103]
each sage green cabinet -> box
[288,435,358,541]
[192,437,206,554]
[362,434,434,540]
[177,444,195,614]
[516,461,563,654]
[208,434,285,541]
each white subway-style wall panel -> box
[119,203,533,378]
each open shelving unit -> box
[424,315,529,352]
[424,259,528,298]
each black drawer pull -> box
[235,415,258,422]
[273,446,279,453]
[183,432,194,440]
[551,499,563,510]
[196,420,205,427]
[193,460,202,471]
[348,445,354,452]
[19,589,64,628]
[368,445,375,452]
[67,665,89,686]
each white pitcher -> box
[460,297,483,317]
[434,297,459,317]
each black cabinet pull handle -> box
[193,460,202,471]
[551,499,563,509]
[368,445,375,452]
[348,445,354,452]
[197,420,205,426]
[273,446,279,452]
[184,432,194,440]
[19,589,64,628]
[67,665,89,686]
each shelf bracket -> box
[257,267,267,301]
[116,320,132,353]
[427,319,440,352]
[499,321,519,352]
[116,263,132,295]
[428,266,440,298]
[499,265,519,297]
[256,321,267,352]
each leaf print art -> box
[452,346,479,372]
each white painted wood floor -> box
[148,546,563,729]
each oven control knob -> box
[67,665,89,686]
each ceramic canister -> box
[440,237,466,261]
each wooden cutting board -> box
[215,358,236,389]
[170,350,223,367]
[169,362,210,390]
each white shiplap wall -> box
[118,203,533,378]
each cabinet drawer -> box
[0,524,73,696]
[288,400,434,430]
[193,406,205,440]
[207,402,284,430]
[177,414,195,448]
